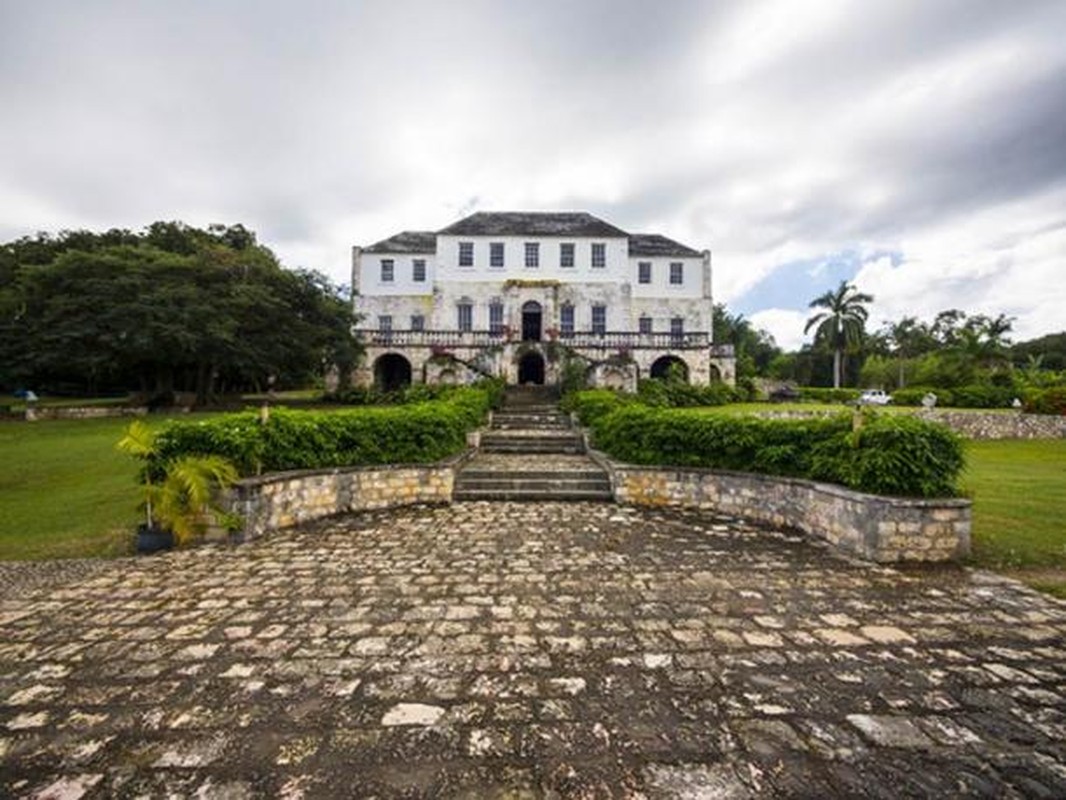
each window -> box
[378,315,392,331]
[489,301,504,334]
[591,243,606,268]
[639,315,653,334]
[380,259,394,283]
[458,241,474,267]
[410,314,424,331]
[671,317,685,336]
[591,304,607,335]
[412,259,426,282]
[670,262,684,285]
[560,304,575,336]
[638,261,652,284]
[524,242,539,268]
[560,242,575,268]
[490,242,505,268]
[457,303,473,331]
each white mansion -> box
[351,211,735,390]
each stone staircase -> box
[454,387,613,502]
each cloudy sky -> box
[2,0,1064,349]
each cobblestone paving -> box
[2,502,1066,798]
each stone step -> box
[491,422,572,431]
[459,470,607,481]
[453,488,613,502]
[480,442,586,454]
[455,477,611,492]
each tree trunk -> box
[898,358,906,389]
[833,348,842,389]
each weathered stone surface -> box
[597,455,972,563]
[1,501,1065,797]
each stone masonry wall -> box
[595,457,971,563]
[229,462,457,539]
[754,408,1066,439]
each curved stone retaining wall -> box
[754,408,1066,439]
[229,458,462,539]
[592,453,971,563]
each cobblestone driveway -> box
[2,502,1065,798]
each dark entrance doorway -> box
[374,353,413,391]
[649,355,689,382]
[518,351,546,385]
[521,301,542,341]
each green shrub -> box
[891,386,955,407]
[636,379,738,407]
[587,405,964,498]
[153,385,496,475]
[798,387,861,404]
[562,389,630,427]
[1023,386,1066,415]
[950,384,1014,408]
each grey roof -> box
[437,211,630,238]
[628,233,703,258]
[364,231,436,254]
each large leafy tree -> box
[803,280,874,388]
[0,222,358,400]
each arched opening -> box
[649,355,689,383]
[518,351,546,385]
[708,364,722,383]
[521,300,542,342]
[374,353,413,392]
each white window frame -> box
[378,315,393,331]
[490,242,505,268]
[412,259,426,282]
[524,242,539,268]
[670,316,685,335]
[410,314,425,331]
[560,242,575,268]
[591,304,607,335]
[639,315,652,334]
[560,304,575,336]
[380,259,394,283]
[638,261,652,284]
[457,303,473,332]
[458,241,474,267]
[489,301,504,334]
[591,243,606,268]
[669,262,684,285]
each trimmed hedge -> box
[576,399,964,498]
[636,379,739,408]
[1024,386,1066,415]
[153,384,498,476]
[798,387,861,404]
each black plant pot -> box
[136,524,174,554]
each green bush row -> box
[323,379,505,408]
[636,379,740,408]
[568,393,964,498]
[797,387,861,404]
[890,384,1016,408]
[1023,386,1066,415]
[152,384,499,476]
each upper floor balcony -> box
[354,328,735,356]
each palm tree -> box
[804,281,874,388]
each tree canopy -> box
[0,222,357,402]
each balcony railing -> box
[356,329,735,355]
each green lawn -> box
[962,439,1066,597]
[0,414,213,560]
[2,414,1064,600]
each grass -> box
[1,411,1064,600]
[962,439,1066,598]
[0,414,214,561]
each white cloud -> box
[748,308,811,352]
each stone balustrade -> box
[590,453,971,563]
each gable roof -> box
[437,211,630,238]
[364,230,436,254]
[628,233,703,258]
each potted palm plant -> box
[117,421,240,552]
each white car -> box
[859,389,892,405]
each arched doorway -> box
[518,351,546,385]
[374,353,413,391]
[521,301,542,341]
[650,355,689,382]
[708,364,722,383]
